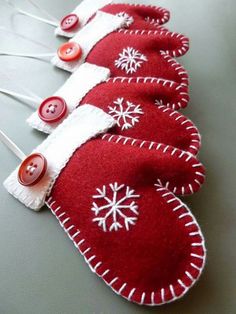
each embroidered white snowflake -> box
[91,183,140,232]
[114,47,148,74]
[116,12,134,27]
[108,97,144,130]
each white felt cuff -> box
[4,105,115,211]
[27,63,110,134]
[51,11,126,73]
[55,0,113,38]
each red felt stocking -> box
[4,105,206,306]
[80,77,199,155]
[27,64,198,154]
[52,11,189,85]
[55,1,170,37]
[48,136,206,305]
[89,3,170,30]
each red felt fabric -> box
[86,29,189,83]
[80,78,200,155]
[48,4,204,306]
[47,136,206,305]
[57,4,188,81]
[97,4,170,30]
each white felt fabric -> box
[51,11,125,73]
[4,105,116,211]
[55,0,113,37]
[27,63,110,134]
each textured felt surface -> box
[53,7,189,79]
[47,136,206,305]
[91,3,170,30]
[80,78,201,155]
[59,27,188,85]
[0,0,236,313]
[85,29,189,81]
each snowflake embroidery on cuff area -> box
[114,47,148,74]
[108,97,144,130]
[116,12,134,27]
[92,183,140,232]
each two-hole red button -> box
[57,42,82,62]
[38,96,67,123]
[18,153,47,187]
[60,14,79,32]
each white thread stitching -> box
[116,12,134,27]
[92,182,140,232]
[114,47,148,74]
[117,29,189,58]
[101,134,204,194]
[46,180,206,306]
[108,97,144,130]
[104,100,200,155]
[106,75,183,105]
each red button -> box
[38,96,67,123]
[18,153,47,187]
[57,42,82,62]
[60,14,79,32]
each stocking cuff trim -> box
[4,105,115,210]
[55,0,113,37]
[27,63,110,133]
[52,11,126,72]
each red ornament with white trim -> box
[56,1,170,37]
[4,105,206,306]
[27,63,198,155]
[52,11,189,85]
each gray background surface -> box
[0,0,235,313]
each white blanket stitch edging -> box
[46,187,206,306]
